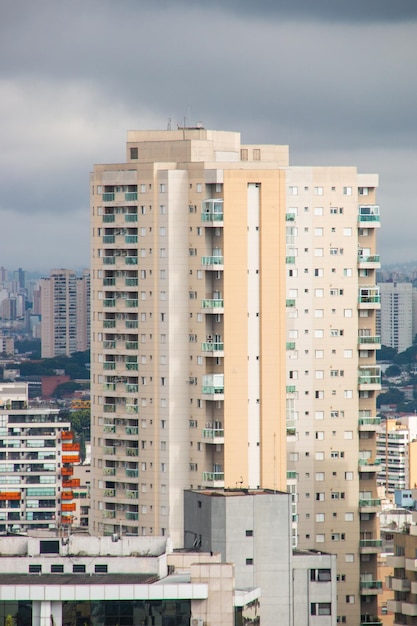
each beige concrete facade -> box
[90,129,288,548]
[286,171,381,625]
[40,269,90,358]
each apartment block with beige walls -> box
[90,129,288,548]
[286,171,381,625]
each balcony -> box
[103,404,116,413]
[360,580,382,595]
[125,256,138,265]
[126,404,139,414]
[103,510,116,519]
[202,374,224,400]
[103,299,116,308]
[285,213,295,222]
[402,602,417,616]
[126,341,138,350]
[125,299,138,308]
[360,619,382,626]
[386,555,405,568]
[202,255,224,270]
[126,448,139,457]
[286,342,296,350]
[202,428,224,444]
[125,384,139,393]
[103,277,116,286]
[359,539,382,553]
[359,498,381,513]
[358,205,380,227]
[389,577,411,592]
[201,298,224,312]
[285,256,295,264]
[103,362,116,370]
[125,235,138,244]
[103,341,116,349]
[103,384,116,392]
[358,253,381,269]
[202,342,224,355]
[103,214,115,223]
[286,385,296,393]
[126,468,138,478]
[202,471,224,487]
[359,458,381,472]
[358,366,381,390]
[102,192,115,202]
[102,235,115,244]
[358,417,381,430]
[358,336,381,348]
[125,278,138,287]
[103,257,116,265]
[125,319,138,328]
[201,199,223,224]
[103,447,116,456]
[103,489,116,498]
[103,467,116,476]
[286,299,296,307]
[126,490,138,499]
[103,319,116,328]
[125,192,137,202]
[405,558,417,571]
[126,427,139,435]
[125,362,139,371]
[358,287,381,309]
[103,425,116,433]
[125,212,138,220]
[126,511,139,521]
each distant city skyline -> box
[1,1,416,270]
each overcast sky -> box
[1,0,416,272]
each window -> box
[73,564,86,573]
[40,540,60,554]
[344,390,353,399]
[343,227,352,236]
[196,183,202,193]
[316,534,325,542]
[316,431,324,440]
[29,564,42,573]
[315,289,324,297]
[310,569,331,582]
[316,472,324,481]
[314,207,323,215]
[246,529,254,537]
[315,411,324,420]
[345,595,355,603]
[343,349,353,358]
[345,554,354,562]
[314,187,324,196]
[310,603,331,616]
[315,350,324,359]
[246,558,254,565]
[314,268,323,277]
[345,472,354,481]
[51,564,64,573]
[315,370,324,379]
[289,186,298,195]
[253,148,261,160]
[314,309,324,318]
[316,513,325,522]
[343,187,352,195]
[95,564,108,573]
[314,248,323,257]
[315,391,324,399]
[315,451,324,460]
[316,492,325,501]
[159,183,166,193]
[344,309,352,318]
[344,431,353,440]
[314,227,323,236]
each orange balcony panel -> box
[0,492,21,500]
[61,431,73,440]
[61,515,73,524]
[63,479,80,488]
[62,503,76,512]
[62,491,73,500]
[61,467,74,476]
[62,443,80,452]
[62,455,80,464]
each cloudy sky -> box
[1,0,416,272]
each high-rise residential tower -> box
[90,129,288,547]
[40,268,90,358]
[90,128,380,625]
[285,171,381,625]
[378,281,414,353]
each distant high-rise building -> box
[40,269,90,358]
[378,282,413,353]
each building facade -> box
[285,172,381,625]
[90,129,288,546]
[0,383,80,532]
[40,269,90,358]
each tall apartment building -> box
[377,416,417,494]
[286,173,381,625]
[378,282,414,353]
[90,128,380,625]
[40,269,90,358]
[0,382,80,532]
[90,129,288,547]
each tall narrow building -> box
[286,171,381,625]
[90,129,288,547]
[40,268,90,358]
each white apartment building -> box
[378,282,414,353]
[0,383,80,532]
[285,172,381,626]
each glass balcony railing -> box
[358,290,381,305]
[103,277,116,286]
[103,299,116,307]
[103,257,116,265]
[103,319,116,328]
[286,299,296,307]
[126,341,138,350]
[125,257,138,265]
[102,192,115,202]
[103,362,116,370]
[286,342,296,350]
[102,235,115,244]
[202,256,224,266]
[125,192,137,201]
[126,427,139,435]
[103,404,116,413]
[126,511,139,520]
[125,362,138,371]
[103,384,116,392]
[126,405,139,414]
[125,319,138,328]
[125,384,138,393]
[358,366,381,386]
[202,471,224,482]
[358,205,380,223]
[103,467,116,475]
[125,213,138,221]
[125,299,138,308]
[287,471,297,480]
[103,341,116,349]
[126,468,138,478]
[286,385,296,393]
[103,447,115,455]
[202,428,224,440]
[126,448,139,457]
[358,417,381,427]
[202,385,224,395]
[360,580,382,590]
[202,342,224,352]
[359,539,382,548]
[285,213,296,221]
[359,498,381,508]
[358,458,381,467]
[126,490,138,499]
[125,278,138,286]
[103,510,116,519]
[358,254,380,264]
[102,214,115,223]
[125,235,138,244]
[103,489,115,497]
[358,336,381,345]
[286,256,295,264]
[202,298,224,309]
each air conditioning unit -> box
[190,618,203,626]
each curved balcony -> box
[359,539,382,554]
[201,298,224,313]
[358,416,381,431]
[202,428,224,444]
[202,255,224,270]
[358,205,380,227]
[202,471,224,487]
[358,336,381,349]
[358,287,381,309]
[202,342,224,356]
[358,254,381,269]
[201,199,223,225]
[358,366,381,391]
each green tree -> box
[385,364,402,377]
[377,345,397,361]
